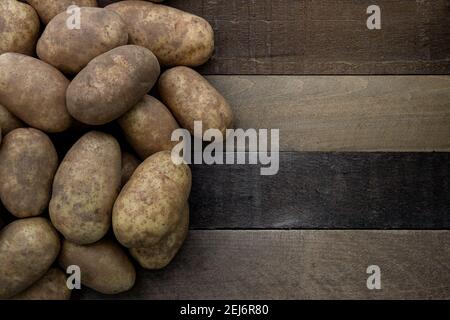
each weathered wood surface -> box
[206,75,450,152]
[81,230,450,300]
[100,0,450,74]
[188,152,450,229]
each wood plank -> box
[100,0,450,74]
[188,152,450,229]
[80,230,450,300]
[206,75,450,152]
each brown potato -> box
[121,151,140,187]
[0,0,40,55]
[37,7,128,74]
[59,238,136,295]
[0,128,58,218]
[106,1,214,67]
[119,95,179,160]
[50,131,121,245]
[130,204,189,269]
[159,66,234,138]
[113,151,191,248]
[66,45,160,125]
[25,0,98,24]
[0,53,72,133]
[0,104,23,135]
[12,268,71,300]
[0,217,60,299]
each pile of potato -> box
[0,0,233,299]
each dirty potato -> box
[121,151,140,187]
[0,217,60,299]
[59,238,136,295]
[159,66,234,138]
[106,1,214,67]
[113,151,191,248]
[66,45,160,125]
[0,0,40,56]
[0,53,72,132]
[119,95,179,160]
[130,204,189,269]
[49,131,121,245]
[37,7,128,74]
[13,268,71,300]
[0,128,58,218]
[25,0,98,24]
[0,104,23,135]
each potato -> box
[50,131,121,245]
[0,0,40,56]
[159,66,234,138]
[0,53,72,133]
[113,151,191,248]
[37,7,128,74]
[130,204,189,269]
[106,1,214,67]
[119,95,179,160]
[121,151,140,187]
[12,268,71,300]
[25,0,98,24]
[0,217,60,299]
[0,128,58,218]
[59,238,136,295]
[0,104,24,135]
[66,45,160,125]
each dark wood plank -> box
[100,0,450,74]
[81,230,450,299]
[206,75,450,151]
[189,152,450,229]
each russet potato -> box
[49,131,121,245]
[0,218,60,299]
[113,151,191,248]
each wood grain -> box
[206,75,450,152]
[189,152,450,229]
[100,0,450,74]
[81,230,450,300]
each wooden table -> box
[84,0,450,299]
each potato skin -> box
[119,95,179,160]
[113,151,191,248]
[26,0,98,24]
[12,268,71,300]
[66,45,160,125]
[0,217,60,299]
[37,7,128,74]
[159,66,234,138]
[106,1,214,67]
[59,238,136,295]
[121,151,140,187]
[0,128,58,218]
[0,53,72,133]
[0,0,40,56]
[130,204,189,269]
[49,131,121,245]
[0,104,23,135]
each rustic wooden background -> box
[83,0,450,299]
